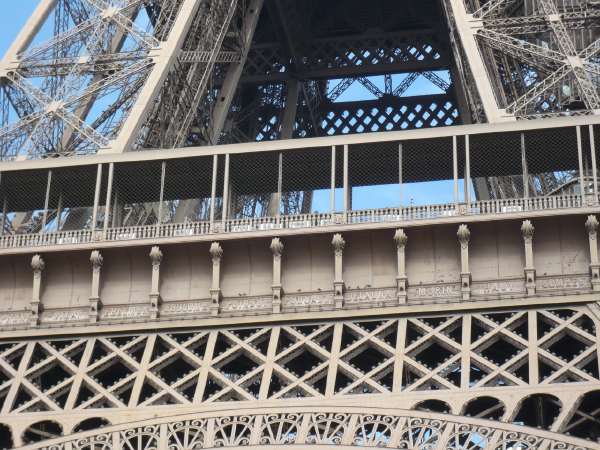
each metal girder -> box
[392,73,419,97]
[538,0,600,110]
[329,79,355,102]
[422,72,451,92]
[209,0,265,144]
[105,0,205,153]
[169,0,239,148]
[0,0,170,159]
[358,77,385,98]
[240,59,452,84]
[444,0,509,122]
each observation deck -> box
[0,115,596,335]
[0,115,598,254]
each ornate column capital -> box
[90,250,103,270]
[457,224,470,248]
[332,233,346,256]
[210,242,223,262]
[394,229,408,304]
[586,215,598,237]
[89,250,103,323]
[586,215,600,291]
[270,237,284,258]
[30,254,45,326]
[394,229,408,248]
[270,238,284,313]
[149,246,163,266]
[521,220,535,241]
[31,254,45,274]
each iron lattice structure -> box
[1,0,595,160]
[0,0,600,449]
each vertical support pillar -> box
[332,233,346,309]
[453,136,459,206]
[586,215,600,291]
[394,229,408,304]
[209,154,218,230]
[91,164,103,235]
[280,80,301,139]
[343,144,349,218]
[589,125,598,202]
[30,254,45,326]
[521,220,536,295]
[157,161,166,227]
[89,250,103,323]
[209,242,223,316]
[457,224,471,300]
[276,152,283,219]
[576,126,586,201]
[149,246,163,319]
[521,133,529,200]
[330,146,336,213]
[222,154,230,226]
[398,143,403,207]
[0,198,6,237]
[270,237,284,313]
[103,162,115,238]
[465,135,471,205]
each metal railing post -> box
[103,163,115,240]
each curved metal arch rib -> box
[18,405,600,450]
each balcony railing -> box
[0,193,589,250]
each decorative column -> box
[521,220,536,295]
[210,242,223,316]
[332,233,346,309]
[30,254,45,326]
[270,238,284,313]
[89,250,103,323]
[457,224,471,300]
[149,246,163,319]
[586,215,600,291]
[394,229,408,304]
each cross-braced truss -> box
[469,0,600,117]
[0,305,600,445]
[1,0,600,160]
[0,0,248,159]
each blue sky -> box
[0,1,39,58]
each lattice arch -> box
[14,406,600,450]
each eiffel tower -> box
[0,0,599,448]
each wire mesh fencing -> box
[46,165,98,233]
[349,141,400,210]
[228,151,279,219]
[470,131,524,202]
[162,156,214,225]
[525,127,579,197]
[109,161,163,229]
[280,147,332,216]
[401,137,458,207]
[0,169,49,235]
